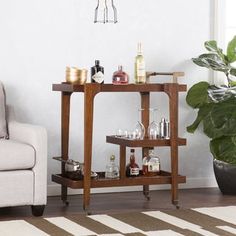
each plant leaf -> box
[205,41,218,52]
[204,58,229,72]
[192,57,210,68]
[205,40,228,64]
[187,104,213,133]
[230,67,236,76]
[199,53,220,60]
[193,53,229,73]
[203,96,236,138]
[227,35,236,63]
[186,81,210,108]
[210,136,236,165]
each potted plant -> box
[186,35,236,194]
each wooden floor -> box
[0,188,236,220]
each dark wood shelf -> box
[52,83,187,93]
[106,135,186,147]
[52,171,186,189]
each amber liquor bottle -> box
[142,149,160,176]
[126,149,140,177]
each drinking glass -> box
[116,128,123,137]
[148,108,159,139]
[134,108,145,139]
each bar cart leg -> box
[142,147,150,200]
[165,84,180,209]
[120,146,126,180]
[140,92,150,200]
[171,140,180,209]
[143,185,150,200]
[61,91,72,205]
[83,84,99,212]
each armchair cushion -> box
[0,139,35,171]
[0,81,8,139]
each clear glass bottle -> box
[94,0,106,23]
[94,0,118,24]
[159,118,170,139]
[112,65,129,85]
[105,155,119,179]
[134,43,146,84]
[126,149,140,177]
[147,108,159,139]
[142,149,160,176]
[91,60,104,83]
[134,108,145,139]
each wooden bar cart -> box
[52,72,187,211]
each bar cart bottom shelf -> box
[52,171,186,189]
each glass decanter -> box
[112,65,129,85]
[105,155,119,179]
[147,108,159,139]
[142,149,160,176]
[133,108,145,139]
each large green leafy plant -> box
[186,36,236,165]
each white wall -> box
[0,0,217,195]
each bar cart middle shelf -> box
[52,72,187,211]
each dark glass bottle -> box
[126,149,139,177]
[91,60,104,84]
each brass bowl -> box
[65,67,87,85]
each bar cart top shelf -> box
[52,82,187,93]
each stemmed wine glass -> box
[134,108,145,139]
[148,108,159,139]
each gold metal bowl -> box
[65,67,87,85]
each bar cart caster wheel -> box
[143,190,150,201]
[63,200,69,206]
[86,211,92,215]
[173,200,179,209]
[145,196,150,201]
[84,206,92,215]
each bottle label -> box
[92,71,104,83]
[130,167,139,176]
[137,61,146,77]
[148,163,160,172]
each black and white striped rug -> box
[1,206,236,235]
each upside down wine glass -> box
[134,108,145,139]
[148,108,159,139]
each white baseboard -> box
[47,177,218,196]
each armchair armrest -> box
[8,121,47,152]
[7,108,47,205]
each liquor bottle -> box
[112,65,129,85]
[142,149,160,176]
[91,60,104,83]
[134,43,146,84]
[126,149,140,177]
[105,155,119,179]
